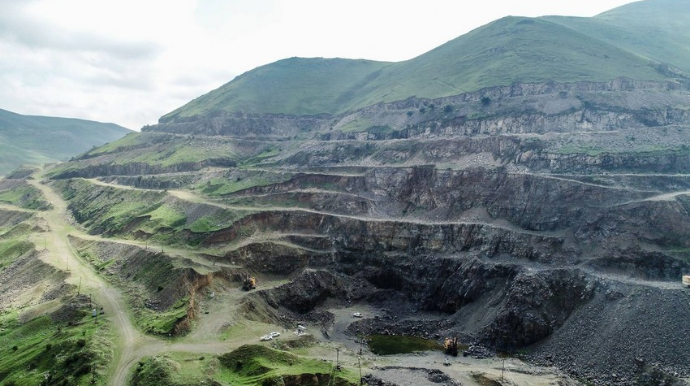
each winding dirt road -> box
[26,171,284,385]
[24,171,688,385]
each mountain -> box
[4,1,690,386]
[161,9,681,121]
[544,0,690,74]
[0,108,131,175]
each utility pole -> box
[78,277,81,295]
[501,358,505,381]
[358,356,363,385]
[335,348,339,370]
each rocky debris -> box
[462,344,494,359]
[242,269,375,326]
[529,281,690,385]
[363,367,462,386]
[50,294,94,324]
[346,316,455,342]
[52,159,236,179]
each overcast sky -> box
[1,0,638,130]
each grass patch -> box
[200,177,271,196]
[216,345,357,386]
[55,179,166,235]
[0,238,34,270]
[137,297,189,336]
[337,118,373,133]
[195,170,293,197]
[0,182,51,210]
[72,239,193,337]
[366,335,442,355]
[0,305,111,386]
[130,354,210,386]
[142,204,187,229]
[83,131,151,156]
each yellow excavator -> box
[444,337,459,357]
[243,274,256,291]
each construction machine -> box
[243,274,256,291]
[444,337,459,357]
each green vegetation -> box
[216,345,356,386]
[0,305,111,386]
[337,118,374,133]
[0,181,51,210]
[366,335,442,355]
[137,297,189,336]
[199,171,293,197]
[73,239,193,336]
[142,204,188,229]
[0,238,34,270]
[162,14,672,121]
[544,0,690,74]
[188,211,251,233]
[82,131,151,156]
[49,132,242,178]
[125,142,235,167]
[131,345,358,386]
[130,355,210,386]
[55,179,167,235]
[162,58,390,121]
[0,108,130,175]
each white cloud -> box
[0,0,635,130]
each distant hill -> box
[544,0,690,74]
[160,0,688,122]
[0,108,131,175]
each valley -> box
[4,76,690,386]
[3,1,690,385]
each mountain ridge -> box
[161,0,687,122]
[0,107,131,175]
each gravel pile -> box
[529,281,690,385]
[363,367,462,386]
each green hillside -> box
[0,108,131,175]
[162,58,390,121]
[544,0,690,74]
[161,8,678,122]
[343,16,667,109]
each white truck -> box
[683,275,690,288]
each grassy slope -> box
[161,14,670,121]
[0,108,131,175]
[544,0,690,74]
[0,181,52,210]
[345,17,666,108]
[162,58,390,120]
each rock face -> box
[53,79,690,383]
